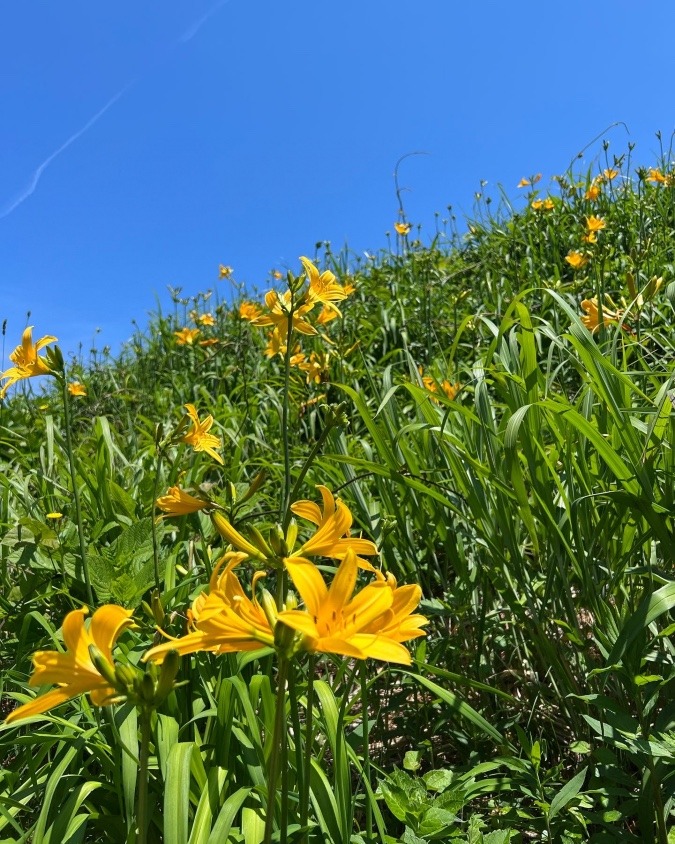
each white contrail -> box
[179,0,230,42]
[0,82,135,220]
[1,2,230,221]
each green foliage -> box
[2,146,675,841]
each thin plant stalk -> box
[60,378,93,605]
[280,308,294,525]
[360,660,372,841]
[136,708,152,844]
[150,446,164,592]
[264,656,290,844]
[299,656,316,840]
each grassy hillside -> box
[1,152,675,843]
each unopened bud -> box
[151,590,165,626]
[274,619,297,657]
[89,645,118,687]
[140,673,156,704]
[283,591,298,612]
[155,650,181,702]
[47,345,65,374]
[248,525,274,558]
[240,471,266,504]
[260,589,279,630]
[114,663,139,693]
[285,520,298,554]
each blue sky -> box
[2,0,674,362]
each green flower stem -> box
[136,708,152,844]
[360,661,372,841]
[60,378,93,606]
[299,656,315,841]
[280,309,294,525]
[264,655,290,844]
[150,448,164,592]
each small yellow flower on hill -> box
[219,265,233,279]
[582,232,598,244]
[299,351,331,384]
[441,380,460,400]
[602,168,618,181]
[68,382,87,397]
[46,512,63,520]
[580,296,624,333]
[646,168,667,184]
[565,250,588,270]
[174,327,201,345]
[0,326,58,399]
[394,221,412,235]
[181,404,223,464]
[239,301,263,321]
[4,605,134,724]
[272,270,283,279]
[585,215,606,233]
[156,486,211,517]
[531,198,554,212]
[301,256,351,318]
[585,184,601,200]
[517,173,541,188]
[196,313,215,327]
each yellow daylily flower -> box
[5,605,134,724]
[278,549,426,664]
[181,404,223,464]
[602,168,618,181]
[68,382,87,397]
[531,198,554,212]
[441,380,460,400]
[289,485,378,570]
[585,215,606,233]
[219,265,233,279]
[394,221,411,235]
[0,326,58,399]
[580,297,624,333]
[156,486,212,517]
[144,554,274,664]
[298,351,331,384]
[250,289,317,337]
[565,250,588,270]
[174,327,201,345]
[585,184,601,200]
[517,173,541,188]
[239,301,263,321]
[300,256,352,318]
[196,313,215,326]
[646,168,667,184]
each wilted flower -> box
[0,327,58,399]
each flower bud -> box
[260,589,279,630]
[88,645,118,687]
[154,650,181,703]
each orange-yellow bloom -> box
[580,297,624,333]
[289,485,378,570]
[300,256,351,318]
[565,250,588,270]
[298,351,331,384]
[585,184,601,200]
[181,404,223,464]
[250,289,317,337]
[531,198,554,212]
[196,313,215,326]
[394,221,412,235]
[239,301,263,321]
[219,265,233,279]
[517,173,541,188]
[68,382,87,397]
[585,215,606,233]
[174,327,201,345]
[272,270,283,280]
[602,168,618,181]
[0,326,58,399]
[646,168,667,184]
[441,380,460,400]
[156,486,212,517]
[278,548,427,664]
[144,554,274,663]
[5,605,134,724]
